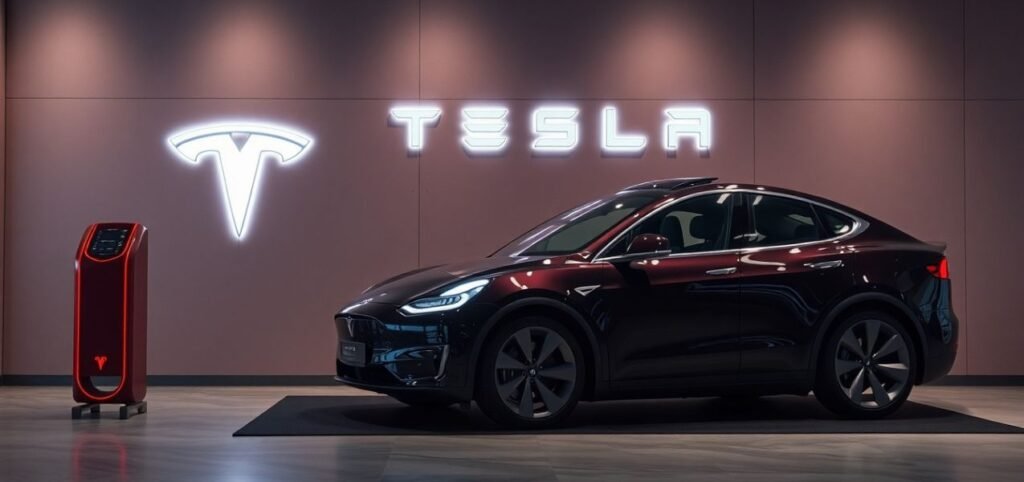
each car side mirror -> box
[620,233,671,261]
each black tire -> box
[389,393,455,409]
[475,316,586,429]
[814,310,917,419]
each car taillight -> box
[926,257,950,279]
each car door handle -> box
[705,267,737,276]
[804,260,843,270]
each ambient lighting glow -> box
[389,105,442,152]
[168,122,313,239]
[601,106,647,154]
[663,107,712,152]
[532,106,580,153]
[461,105,509,153]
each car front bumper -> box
[333,301,497,401]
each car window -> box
[527,207,635,254]
[745,194,821,247]
[814,205,856,236]
[502,192,660,256]
[603,193,733,257]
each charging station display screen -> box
[87,227,130,259]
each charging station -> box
[72,223,149,419]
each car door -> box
[732,193,855,377]
[598,192,744,388]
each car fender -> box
[809,290,928,380]
[466,294,606,398]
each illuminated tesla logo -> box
[389,104,712,155]
[168,123,313,239]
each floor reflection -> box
[0,386,1020,481]
[72,433,127,482]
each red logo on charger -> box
[94,355,108,371]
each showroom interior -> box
[1,0,1023,480]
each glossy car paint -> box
[334,181,958,404]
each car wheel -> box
[389,393,455,409]
[814,311,917,419]
[475,316,585,429]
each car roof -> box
[619,177,718,192]
[621,178,842,209]
[619,178,892,233]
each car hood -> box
[347,256,546,307]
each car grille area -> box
[335,313,448,386]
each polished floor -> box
[1,385,1023,481]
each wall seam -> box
[6,96,998,101]
[962,0,969,375]
[751,0,756,184]
[1,0,8,379]
[416,0,422,268]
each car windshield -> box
[492,192,661,257]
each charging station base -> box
[71,401,148,420]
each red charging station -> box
[72,223,149,419]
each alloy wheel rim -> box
[835,319,911,409]
[494,327,577,419]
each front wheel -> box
[814,311,917,419]
[475,316,585,429]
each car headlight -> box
[400,279,489,315]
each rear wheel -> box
[475,316,585,429]
[815,311,916,418]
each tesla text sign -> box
[389,105,712,154]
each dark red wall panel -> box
[421,0,753,100]
[966,0,1024,99]
[2,0,1022,376]
[965,102,1024,375]
[755,0,963,99]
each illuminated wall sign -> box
[533,106,580,153]
[168,122,313,239]
[461,106,510,153]
[664,107,712,151]
[389,106,441,152]
[167,106,707,240]
[601,106,647,154]
[389,104,711,154]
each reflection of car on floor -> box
[334,177,958,429]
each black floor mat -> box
[234,395,1024,436]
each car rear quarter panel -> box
[813,238,957,384]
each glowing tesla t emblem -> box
[168,123,313,239]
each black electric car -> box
[335,178,958,428]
